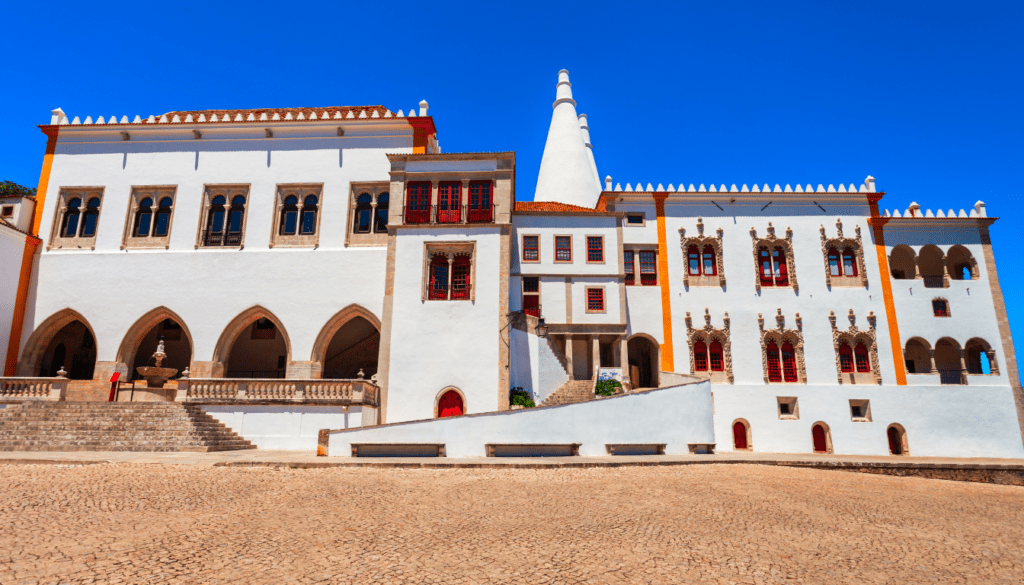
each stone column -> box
[565,335,574,380]
[928,349,938,374]
[446,253,454,301]
[914,257,921,279]
[620,336,631,389]
[592,335,601,379]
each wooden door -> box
[438,390,464,418]
[812,425,828,453]
[733,422,748,450]
[887,427,902,455]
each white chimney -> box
[419,100,429,117]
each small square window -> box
[932,299,949,317]
[626,213,644,225]
[586,288,605,313]
[555,236,572,262]
[587,236,604,263]
[1,206,13,218]
[777,397,799,420]
[849,399,872,422]
[522,235,539,262]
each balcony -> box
[404,205,494,226]
[203,231,243,247]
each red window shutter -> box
[429,254,449,300]
[703,245,717,276]
[688,245,700,275]
[855,342,870,372]
[828,247,841,276]
[766,341,782,382]
[775,247,789,286]
[624,250,635,285]
[843,248,858,276]
[523,236,539,261]
[587,237,603,262]
[759,248,774,286]
[839,343,854,373]
[782,342,798,382]
[639,251,657,285]
[451,255,471,300]
[709,341,723,371]
[693,341,708,371]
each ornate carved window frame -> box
[421,241,476,302]
[819,219,868,288]
[346,182,390,247]
[270,184,324,249]
[829,309,882,385]
[121,186,177,250]
[931,297,951,317]
[685,308,733,384]
[679,217,725,288]
[758,309,806,384]
[48,187,105,250]
[195,184,251,249]
[750,223,797,292]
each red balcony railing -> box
[405,208,430,224]
[436,206,461,224]
[404,204,495,225]
[467,204,493,223]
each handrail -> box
[0,377,68,401]
[178,378,379,406]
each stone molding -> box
[685,308,733,384]
[758,309,806,384]
[828,309,882,385]
[679,217,725,288]
[421,241,477,302]
[346,181,390,248]
[750,223,798,293]
[48,188,104,251]
[819,219,868,288]
[269,184,324,249]
[194,184,251,249]
[121,186,177,250]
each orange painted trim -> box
[867,195,907,386]
[653,194,674,372]
[33,130,58,237]
[4,236,40,376]
[408,117,436,155]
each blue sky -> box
[3,1,1022,370]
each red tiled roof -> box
[515,201,602,213]
[161,105,392,120]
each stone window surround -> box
[554,234,573,263]
[751,222,798,293]
[195,184,251,249]
[932,297,951,317]
[849,399,872,422]
[48,187,105,251]
[685,308,733,384]
[758,309,807,385]
[625,244,659,286]
[421,241,476,302]
[121,186,178,250]
[829,309,882,385]
[586,234,605,264]
[777,396,799,420]
[819,219,868,288]
[680,217,725,288]
[584,285,606,314]
[624,213,647,227]
[346,182,390,248]
[1,205,13,217]
[520,234,541,263]
[270,183,324,249]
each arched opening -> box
[887,424,909,456]
[946,245,975,281]
[300,195,318,234]
[436,389,464,418]
[964,338,996,375]
[116,307,195,382]
[280,195,299,235]
[693,340,708,371]
[702,245,717,276]
[212,307,291,379]
[311,305,382,380]
[17,309,99,379]
[903,338,932,375]
[889,245,916,279]
[934,337,964,384]
[811,422,831,453]
[627,335,659,388]
[732,419,751,450]
[766,340,782,382]
[918,244,945,287]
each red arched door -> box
[812,424,828,453]
[887,427,902,455]
[438,390,464,418]
[733,421,748,450]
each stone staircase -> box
[540,380,597,407]
[0,402,256,452]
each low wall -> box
[202,405,375,450]
[326,379,714,458]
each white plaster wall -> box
[624,287,665,344]
[616,204,659,244]
[201,405,365,450]
[712,384,1024,458]
[0,197,35,233]
[538,277,567,324]
[0,228,28,373]
[385,227,503,422]
[512,215,620,277]
[570,277,621,324]
[328,379,714,457]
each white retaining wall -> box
[201,404,374,450]
[327,379,714,457]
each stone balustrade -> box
[177,378,379,406]
[0,378,68,402]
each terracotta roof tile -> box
[515,201,601,213]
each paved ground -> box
[0,463,1021,584]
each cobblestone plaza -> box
[0,463,1021,584]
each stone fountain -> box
[136,339,178,389]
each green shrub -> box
[595,378,622,396]
[509,387,535,408]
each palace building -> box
[2,70,1021,458]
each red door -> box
[812,425,828,453]
[732,422,748,450]
[887,427,902,455]
[438,391,464,418]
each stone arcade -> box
[1,70,1021,458]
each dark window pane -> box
[63,212,79,237]
[81,212,98,236]
[228,210,243,232]
[154,211,170,236]
[136,212,152,237]
[301,210,316,234]
[210,210,224,232]
[283,211,297,235]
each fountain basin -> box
[135,366,178,389]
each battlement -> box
[604,176,877,195]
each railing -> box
[224,370,286,379]
[436,206,461,224]
[0,377,68,401]
[466,204,494,223]
[523,302,541,318]
[404,207,431,224]
[404,204,495,225]
[938,369,966,385]
[179,378,379,406]
[203,231,243,247]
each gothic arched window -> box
[134,197,153,237]
[62,197,82,237]
[280,196,299,235]
[375,192,389,232]
[301,195,318,234]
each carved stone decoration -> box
[679,217,726,288]
[819,219,869,289]
[750,222,798,293]
[758,309,807,385]
[829,308,882,385]
[685,308,734,384]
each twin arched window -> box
[838,342,870,373]
[687,244,717,276]
[693,340,724,372]
[828,247,858,277]
[133,197,173,238]
[766,340,798,383]
[279,194,319,236]
[61,197,101,238]
[758,246,789,287]
[428,253,472,300]
[205,194,246,246]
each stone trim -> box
[48,187,105,251]
[819,219,868,288]
[887,423,910,456]
[584,285,607,314]
[828,309,882,385]
[679,217,725,288]
[309,304,382,379]
[685,308,733,384]
[434,386,467,418]
[498,225,511,411]
[421,241,477,302]
[346,182,390,248]
[750,223,798,292]
[731,418,753,451]
[121,186,177,250]
[269,183,324,249]
[758,309,806,384]
[811,422,835,454]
